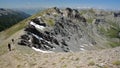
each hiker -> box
[8,43,11,51]
[12,39,14,44]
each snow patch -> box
[32,47,54,53]
[37,16,41,19]
[31,33,43,40]
[80,45,85,47]
[80,48,85,51]
[28,39,31,43]
[31,33,51,44]
[30,21,45,30]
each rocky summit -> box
[17,7,120,52]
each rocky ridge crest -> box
[18,7,120,52]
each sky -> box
[0,0,120,10]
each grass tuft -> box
[88,61,95,66]
[112,60,120,65]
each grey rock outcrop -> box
[18,7,120,52]
[113,12,120,17]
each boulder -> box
[114,12,120,17]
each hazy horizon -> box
[0,0,120,10]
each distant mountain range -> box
[0,8,30,32]
[13,8,45,15]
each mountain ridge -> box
[15,7,120,52]
[0,7,120,68]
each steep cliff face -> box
[17,7,120,52]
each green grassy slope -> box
[0,9,30,31]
